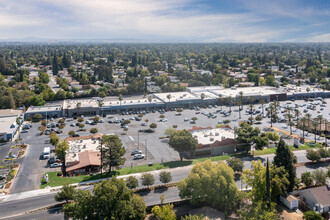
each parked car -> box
[141,122,147,126]
[70,123,75,127]
[5,154,17,159]
[159,118,168,122]
[131,150,142,155]
[133,154,145,160]
[73,134,80,137]
[48,156,55,164]
[50,163,62,168]
[21,130,28,133]
[184,118,190,122]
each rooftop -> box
[66,150,101,172]
[65,134,102,164]
[154,92,199,103]
[0,116,18,134]
[190,127,235,146]
[302,185,330,206]
[26,105,62,113]
[0,109,23,117]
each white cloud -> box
[308,33,330,42]
[35,0,282,42]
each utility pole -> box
[138,131,140,150]
[100,141,103,177]
[145,139,147,160]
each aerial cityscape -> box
[0,1,330,220]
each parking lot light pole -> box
[145,139,147,160]
[138,131,140,150]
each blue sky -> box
[0,0,329,42]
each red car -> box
[195,111,200,114]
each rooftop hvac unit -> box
[210,137,214,141]
[194,135,198,138]
[204,134,208,137]
[221,136,225,141]
[209,132,213,136]
[215,132,219,136]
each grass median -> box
[40,155,231,189]
[251,143,321,156]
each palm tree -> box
[259,99,265,115]
[148,95,153,110]
[269,102,276,128]
[294,109,300,127]
[286,113,293,135]
[317,115,323,136]
[323,119,328,146]
[218,94,223,110]
[300,116,307,143]
[118,94,123,113]
[239,91,243,107]
[305,113,312,130]
[76,102,81,109]
[200,93,205,106]
[237,100,242,119]
[249,103,254,124]
[312,119,318,143]
[228,96,233,113]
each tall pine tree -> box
[273,138,296,192]
[52,54,59,75]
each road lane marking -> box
[129,136,134,141]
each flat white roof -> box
[211,86,282,98]
[0,116,17,134]
[154,92,198,102]
[104,97,163,107]
[66,137,100,163]
[191,128,235,145]
[26,105,62,113]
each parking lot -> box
[2,97,329,193]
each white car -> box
[131,150,142,155]
[50,163,62,168]
[159,118,168,122]
[133,154,145,160]
[141,122,147,126]
[184,118,190,122]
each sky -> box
[0,0,330,42]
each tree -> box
[148,95,153,104]
[49,134,60,147]
[33,113,43,122]
[236,121,261,152]
[168,129,198,161]
[78,123,85,130]
[90,128,98,134]
[150,123,157,129]
[54,184,75,203]
[318,147,329,160]
[68,130,75,137]
[99,135,126,172]
[63,178,146,219]
[227,158,244,172]
[303,211,323,220]
[152,204,176,220]
[178,160,239,216]
[8,90,15,109]
[93,116,100,123]
[254,135,269,150]
[301,172,313,187]
[141,173,155,186]
[52,54,59,75]
[125,176,139,189]
[238,200,279,220]
[55,140,69,176]
[200,93,205,105]
[312,169,327,185]
[165,128,177,137]
[77,117,84,123]
[242,160,289,203]
[273,138,296,192]
[159,171,172,184]
[312,119,318,143]
[118,94,123,112]
[38,71,50,84]
[306,149,321,162]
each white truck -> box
[43,147,51,159]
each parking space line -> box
[129,136,134,141]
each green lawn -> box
[40,155,231,188]
[252,143,320,156]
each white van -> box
[43,147,51,159]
